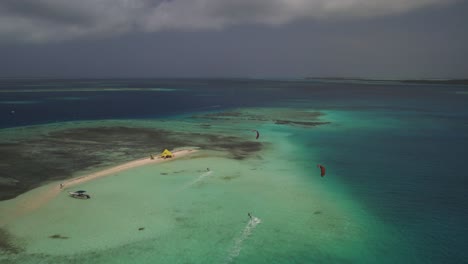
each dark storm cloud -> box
[0,0,459,42]
[0,0,160,42]
[0,0,466,78]
[143,0,459,30]
[1,0,95,25]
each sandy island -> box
[62,149,195,189]
[0,148,197,226]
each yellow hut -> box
[160,149,173,158]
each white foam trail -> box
[225,217,262,264]
[189,170,213,185]
[182,170,213,189]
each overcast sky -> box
[1,0,467,79]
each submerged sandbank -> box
[0,118,406,263]
[0,141,400,263]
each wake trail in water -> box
[180,170,213,190]
[225,216,262,264]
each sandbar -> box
[0,148,197,226]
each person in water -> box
[248,212,252,220]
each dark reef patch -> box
[191,109,329,129]
[0,126,262,200]
[199,124,211,129]
[201,134,262,160]
[48,234,69,239]
[220,175,239,181]
[193,111,243,118]
[0,228,23,254]
[274,120,331,126]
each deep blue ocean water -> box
[1,78,468,262]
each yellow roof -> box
[161,149,173,157]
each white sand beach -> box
[0,148,197,226]
[62,149,196,189]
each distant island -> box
[305,77,468,85]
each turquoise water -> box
[1,79,468,263]
[1,124,399,263]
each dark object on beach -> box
[317,164,326,177]
[138,227,145,231]
[68,190,91,199]
[252,130,260,140]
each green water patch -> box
[0,131,402,263]
[0,100,41,105]
[0,113,408,263]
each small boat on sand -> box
[68,190,91,199]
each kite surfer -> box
[317,164,326,177]
[252,130,260,140]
